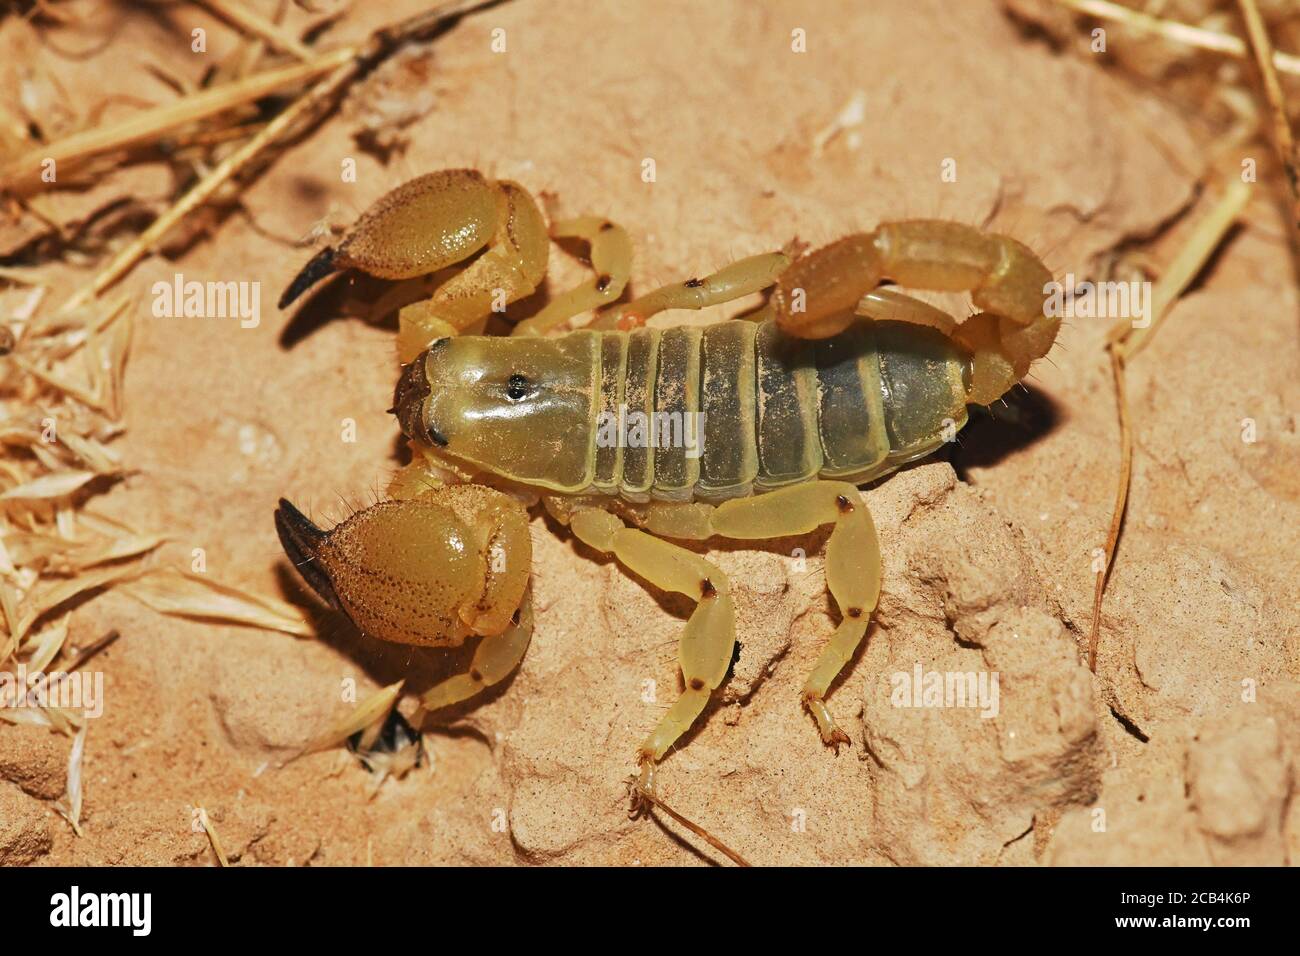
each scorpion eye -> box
[505,374,530,402]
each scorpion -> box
[273,169,1056,804]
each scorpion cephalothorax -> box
[275,169,1057,804]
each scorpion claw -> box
[274,499,342,612]
[278,245,337,309]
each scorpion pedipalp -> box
[278,169,551,361]
[275,486,531,649]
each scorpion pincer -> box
[274,169,1056,803]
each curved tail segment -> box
[771,220,1056,405]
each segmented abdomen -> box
[588,318,970,503]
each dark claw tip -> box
[274,498,325,541]
[274,499,339,611]
[278,246,337,310]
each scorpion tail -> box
[278,246,337,310]
[772,221,1058,405]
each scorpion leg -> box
[606,483,878,749]
[568,507,735,802]
[773,220,1056,404]
[590,250,791,331]
[512,217,632,337]
[708,482,879,749]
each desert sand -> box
[1,0,1297,866]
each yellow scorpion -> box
[274,169,1056,802]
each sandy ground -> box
[1,0,1298,866]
